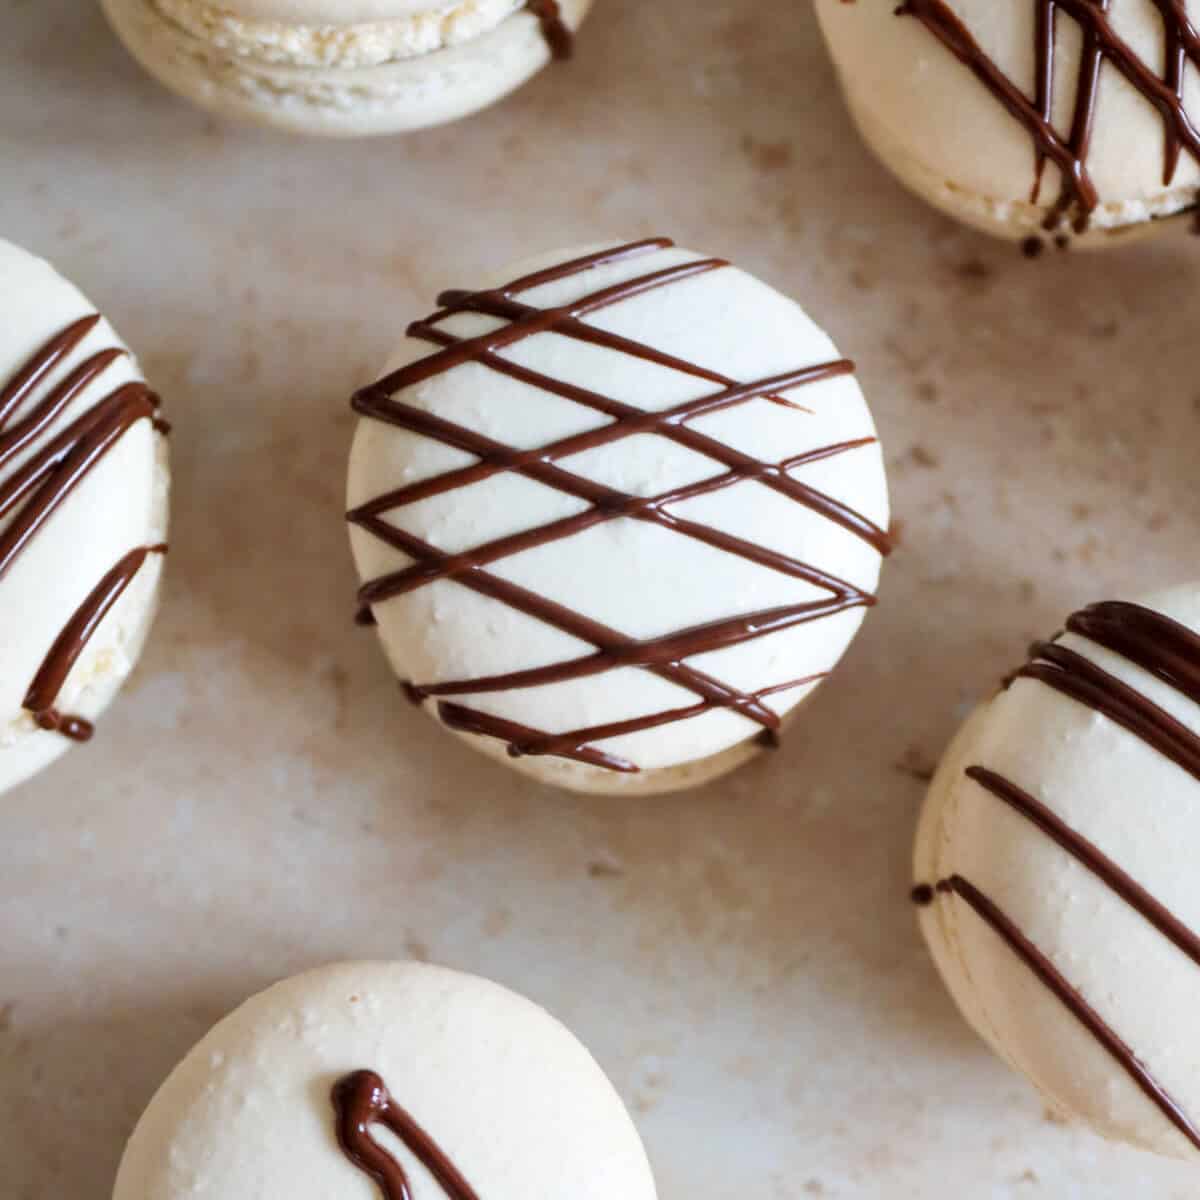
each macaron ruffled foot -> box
[100,0,593,136]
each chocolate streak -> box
[332,1070,481,1200]
[0,315,166,742]
[527,0,574,59]
[897,0,1200,231]
[931,875,1200,1151]
[348,238,890,773]
[918,602,1200,1150]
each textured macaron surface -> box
[112,962,658,1200]
[347,238,890,778]
[915,585,1200,1158]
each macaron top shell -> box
[347,238,889,781]
[0,239,167,793]
[112,962,658,1200]
[815,0,1200,230]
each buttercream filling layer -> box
[151,0,527,67]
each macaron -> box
[100,0,593,136]
[346,237,891,796]
[112,961,658,1199]
[0,239,169,797]
[915,586,1200,1158]
[815,0,1200,247]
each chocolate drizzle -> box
[918,601,1200,1149]
[897,0,1200,231]
[527,0,574,59]
[0,315,167,742]
[332,1070,480,1200]
[932,875,1200,1151]
[348,238,890,772]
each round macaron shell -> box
[347,240,889,792]
[112,962,658,1200]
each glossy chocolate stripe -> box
[440,670,826,768]
[1067,601,1200,705]
[25,544,167,742]
[527,0,573,59]
[0,317,168,741]
[332,1070,480,1200]
[355,514,808,736]
[1017,642,1200,783]
[935,875,1200,1153]
[966,766,1200,970]
[404,303,886,553]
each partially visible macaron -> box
[112,961,658,1200]
[100,0,593,136]
[915,586,1200,1158]
[346,237,891,796]
[0,239,169,797]
[816,0,1200,247]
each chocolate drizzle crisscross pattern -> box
[348,238,890,773]
[897,0,1200,231]
[916,602,1200,1150]
[332,1070,481,1200]
[0,315,166,742]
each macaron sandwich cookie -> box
[113,961,659,1200]
[816,0,1200,246]
[915,585,1200,1158]
[100,0,594,136]
[346,237,891,795]
[0,239,169,797]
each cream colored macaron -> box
[100,0,593,136]
[815,0,1200,246]
[346,237,891,796]
[0,239,169,797]
[112,961,658,1199]
[915,585,1200,1158]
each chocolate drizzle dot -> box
[921,601,1200,1149]
[897,0,1200,232]
[332,1069,481,1200]
[348,238,890,773]
[0,316,168,742]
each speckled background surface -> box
[3,2,1200,1196]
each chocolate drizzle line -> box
[897,0,1200,231]
[527,0,574,59]
[348,238,890,773]
[918,602,1200,1149]
[0,315,167,742]
[332,1070,481,1200]
[932,875,1200,1151]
